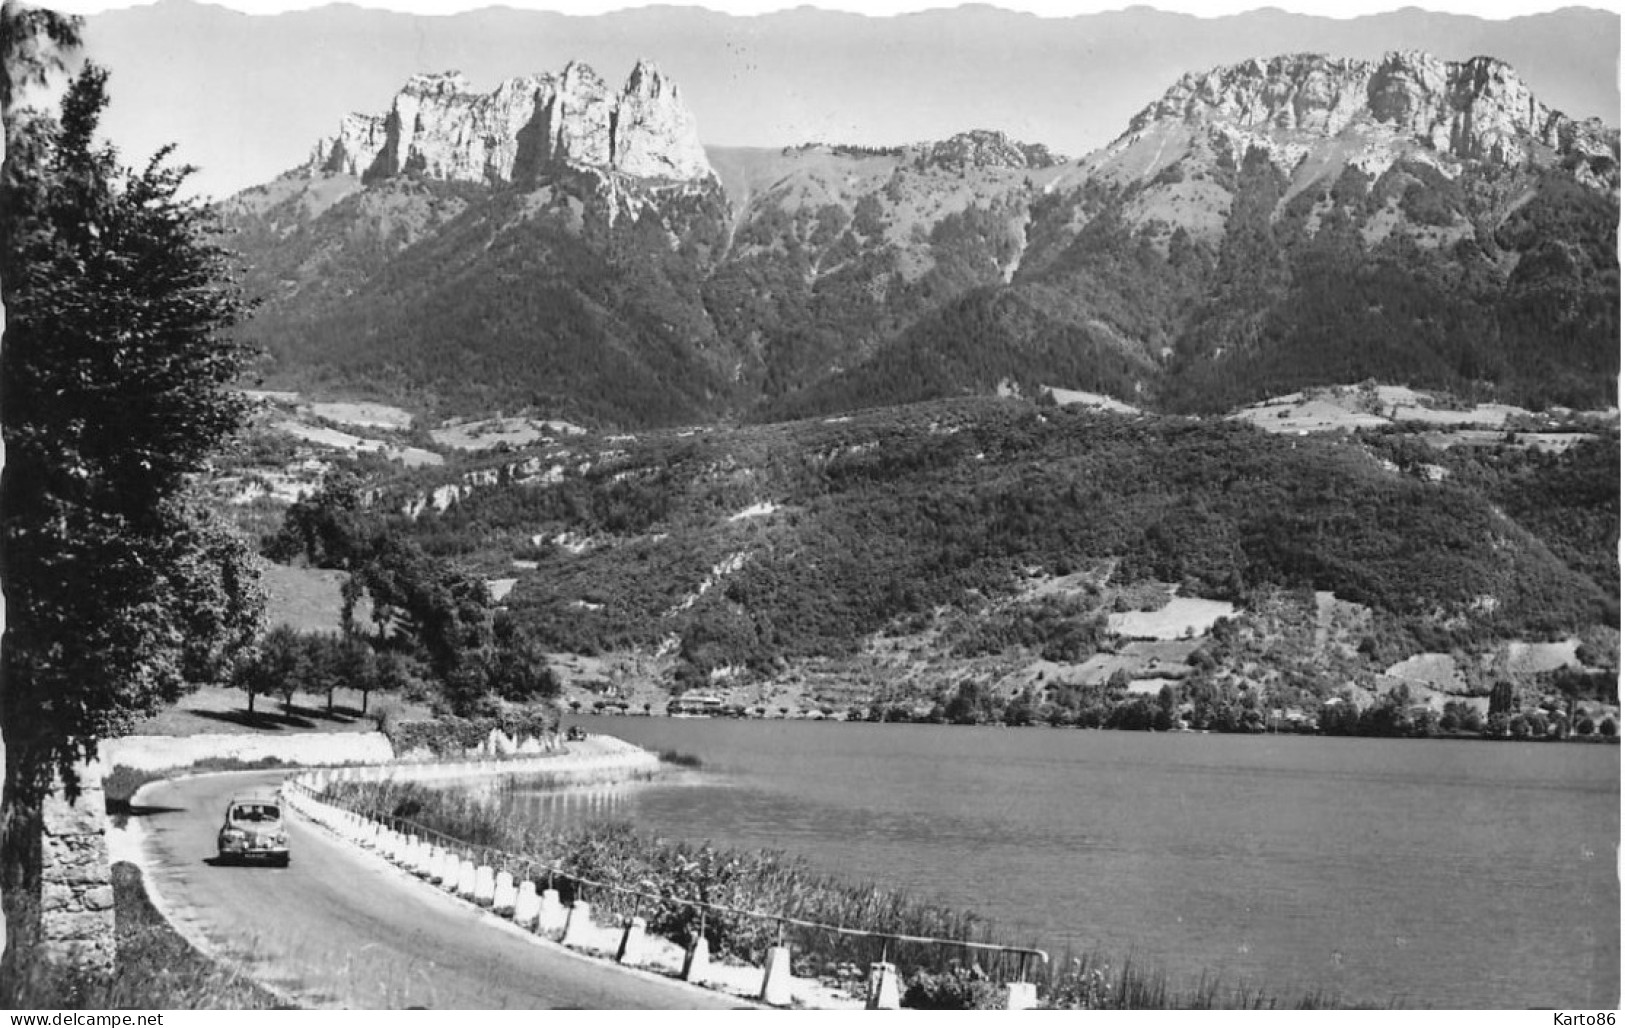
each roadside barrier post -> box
[513,881,540,928]
[562,900,593,948]
[866,962,900,1010]
[455,856,478,898]
[492,871,516,915]
[1006,953,1039,1010]
[426,844,445,883]
[1005,982,1039,1010]
[616,915,648,965]
[538,887,567,934]
[682,935,710,984]
[413,837,433,876]
[760,944,793,1006]
[473,864,496,906]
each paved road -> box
[131,770,742,1009]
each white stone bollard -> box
[425,845,445,882]
[538,889,567,934]
[446,857,468,894]
[1006,982,1039,1010]
[759,945,793,1007]
[472,864,496,906]
[413,838,433,876]
[561,901,593,948]
[513,882,540,929]
[866,961,901,1010]
[492,871,516,915]
[682,936,711,984]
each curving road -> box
[129,770,743,1009]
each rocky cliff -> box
[1094,50,1618,191]
[306,60,713,185]
[229,49,1618,427]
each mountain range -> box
[83,3,1620,203]
[220,47,1619,427]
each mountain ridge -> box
[84,2,1619,202]
[221,47,1618,427]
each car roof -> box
[227,792,282,806]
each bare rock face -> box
[1106,50,1618,190]
[1130,54,1374,137]
[306,60,713,185]
[613,61,711,180]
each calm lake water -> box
[502,717,1618,1008]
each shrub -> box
[385,706,560,757]
[903,965,1006,1009]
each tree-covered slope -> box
[358,399,1616,686]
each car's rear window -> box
[230,804,280,822]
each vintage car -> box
[216,791,290,866]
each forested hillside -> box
[316,399,1616,702]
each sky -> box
[55,0,1625,199]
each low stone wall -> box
[374,735,658,786]
[40,769,114,972]
[102,732,395,771]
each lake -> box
[500,717,1618,1008]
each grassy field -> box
[261,562,357,633]
[125,684,432,736]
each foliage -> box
[369,401,1617,685]
[265,480,561,714]
[1,63,260,803]
[0,1,80,117]
[902,964,1006,1009]
[230,625,423,716]
[383,707,560,758]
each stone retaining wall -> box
[39,769,114,972]
[102,731,395,771]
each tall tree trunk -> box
[1,3,85,970]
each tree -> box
[232,626,305,718]
[2,62,260,807]
[1487,679,1516,717]
[266,469,365,568]
[0,2,78,120]
[331,635,375,715]
[1002,688,1036,727]
[0,0,82,971]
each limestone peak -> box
[305,62,713,186]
